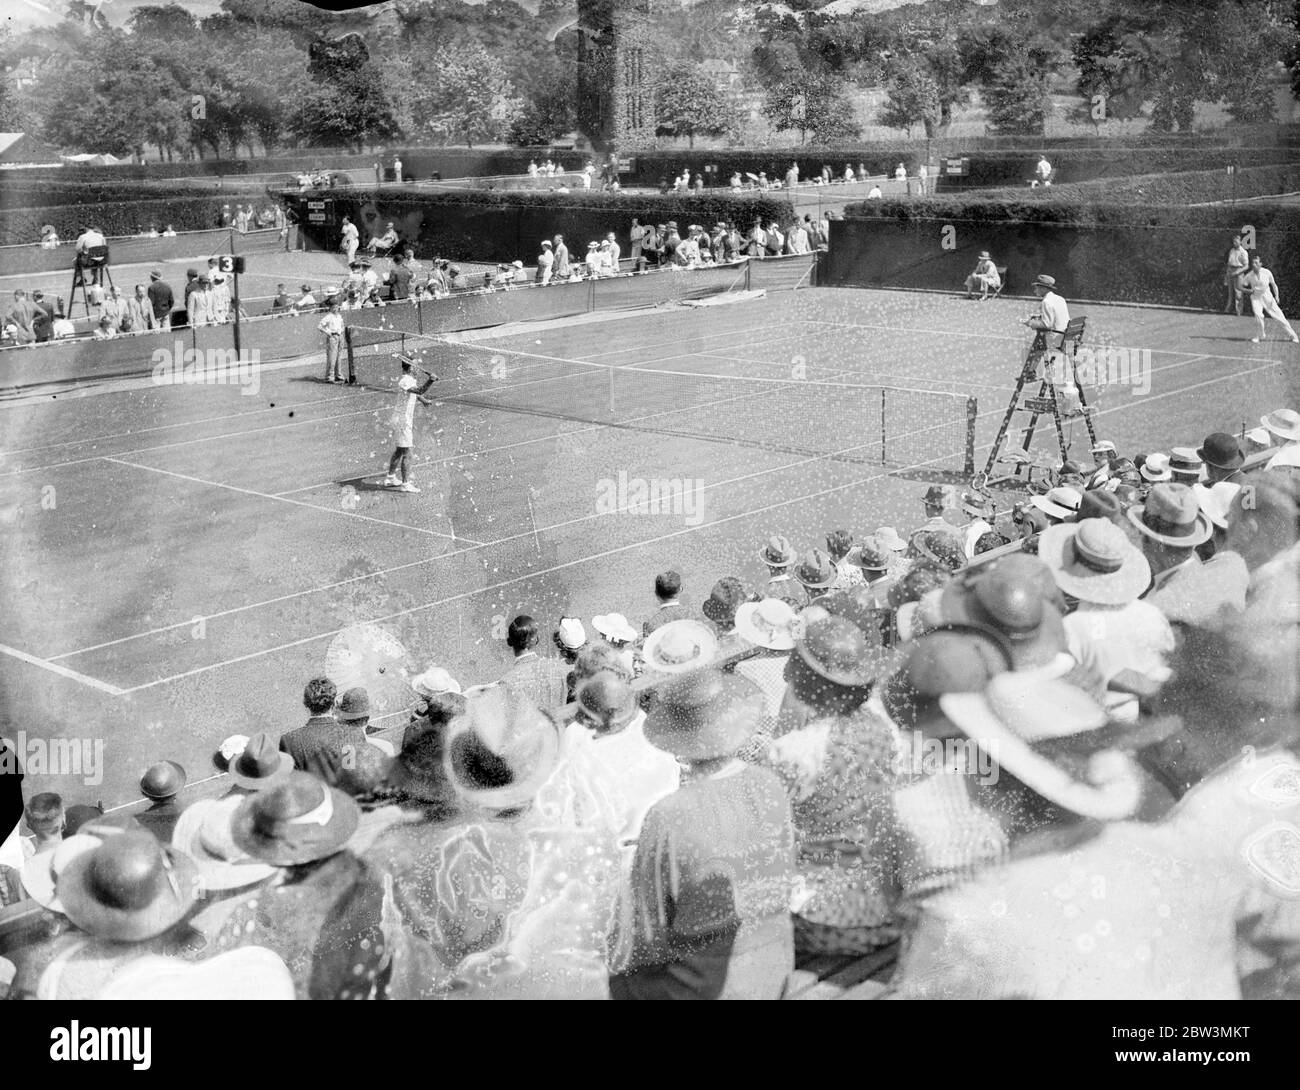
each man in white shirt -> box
[1034,155,1052,186]
[318,302,346,383]
[785,218,809,255]
[339,216,359,264]
[1260,408,1300,471]
[1024,272,1073,395]
[291,283,316,313]
[585,242,604,276]
[75,225,108,285]
[1241,255,1299,343]
[536,240,554,285]
[605,232,621,273]
[382,357,437,493]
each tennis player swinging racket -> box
[383,353,438,493]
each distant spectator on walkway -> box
[537,240,554,285]
[554,235,570,279]
[340,216,359,264]
[918,163,929,195]
[187,275,215,327]
[126,285,149,332]
[894,162,907,181]
[161,224,176,237]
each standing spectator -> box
[1033,154,1052,186]
[340,216,359,264]
[135,761,186,843]
[187,274,215,327]
[1223,233,1249,315]
[318,301,346,383]
[609,669,796,1000]
[606,232,622,271]
[785,217,810,254]
[553,235,570,279]
[234,205,250,233]
[536,240,554,285]
[917,162,929,195]
[1241,254,1299,343]
[500,614,571,713]
[1260,408,1300,471]
[207,259,231,323]
[785,161,799,189]
[629,218,646,268]
[29,291,54,343]
[126,285,150,333]
[374,160,382,185]
[894,162,907,181]
[386,253,413,301]
[100,285,129,332]
[392,154,403,181]
[5,290,37,344]
[733,597,799,748]
[146,270,173,330]
[643,570,694,635]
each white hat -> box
[592,613,637,644]
[556,617,587,651]
[1261,408,1300,442]
[1029,486,1082,521]
[734,598,800,651]
[1139,453,1173,483]
[412,666,461,697]
[1192,481,1241,531]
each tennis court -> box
[2,283,1297,807]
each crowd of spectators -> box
[1,407,1297,1000]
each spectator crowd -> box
[2,405,1298,1001]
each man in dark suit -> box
[643,571,695,636]
[499,615,570,713]
[279,677,368,773]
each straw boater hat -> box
[1139,452,1173,483]
[1169,447,1203,481]
[1127,483,1213,547]
[444,683,560,811]
[1029,486,1081,521]
[644,669,765,760]
[171,796,278,892]
[1038,519,1152,606]
[874,526,908,553]
[555,618,587,652]
[57,830,200,942]
[231,772,360,867]
[1033,274,1056,291]
[412,665,461,697]
[1261,408,1300,442]
[939,673,1143,820]
[642,618,720,674]
[735,597,800,651]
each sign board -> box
[617,156,634,174]
[307,199,328,224]
[944,157,970,176]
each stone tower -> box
[575,0,660,151]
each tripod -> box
[976,317,1097,491]
[69,246,114,320]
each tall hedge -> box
[0,197,231,246]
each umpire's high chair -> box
[976,316,1098,491]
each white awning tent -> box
[60,152,123,166]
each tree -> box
[654,67,734,148]
[403,42,523,147]
[980,57,1052,135]
[878,48,970,139]
[127,5,196,38]
[507,70,576,146]
[763,75,860,144]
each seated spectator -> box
[29,290,54,343]
[701,576,751,636]
[291,284,317,313]
[22,793,65,857]
[1197,432,1246,484]
[162,224,177,237]
[795,548,838,604]
[1261,407,1300,471]
[279,679,369,777]
[826,530,861,591]
[609,669,796,999]
[271,283,291,311]
[500,614,570,712]
[762,616,901,956]
[965,251,1001,299]
[733,597,799,748]
[367,222,399,256]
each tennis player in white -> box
[383,356,437,493]
[1242,255,1299,344]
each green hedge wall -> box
[0,197,231,246]
[979,162,1300,207]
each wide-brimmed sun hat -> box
[171,796,279,892]
[231,772,360,867]
[1127,483,1213,547]
[642,618,720,674]
[57,830,200,942]
[1038,519,1152,606]
[735,597,800,651]
[1261,408,1300,442]
[1029,486,1082,521]
[592,612,638,643]
[444,683,560,811]
[1140,452,1173,483]
[20,834,100,913]
[412,665,461,697]
[792,614,880,688]
[644,668,764,760]
[939,673,1143,820]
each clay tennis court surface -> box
[2,284,1297,806]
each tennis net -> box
[345,326,977,475]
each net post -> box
[965,396,978,478]
[607,360,615,421]
[880,387,887,465]
[416,296,424,335]
[344,325,354,381]
[745,258,752,293]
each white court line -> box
[0,642,125,696]
[573,318,820,360]
[102,457,477,544]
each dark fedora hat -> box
[1197,432,1243,471]
[793,615,880,688]
[58,830,199,942]
[1127,483,1213,547]
[231,772,360,866]
[227,733,294,791]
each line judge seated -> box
[964,251,1000,300]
